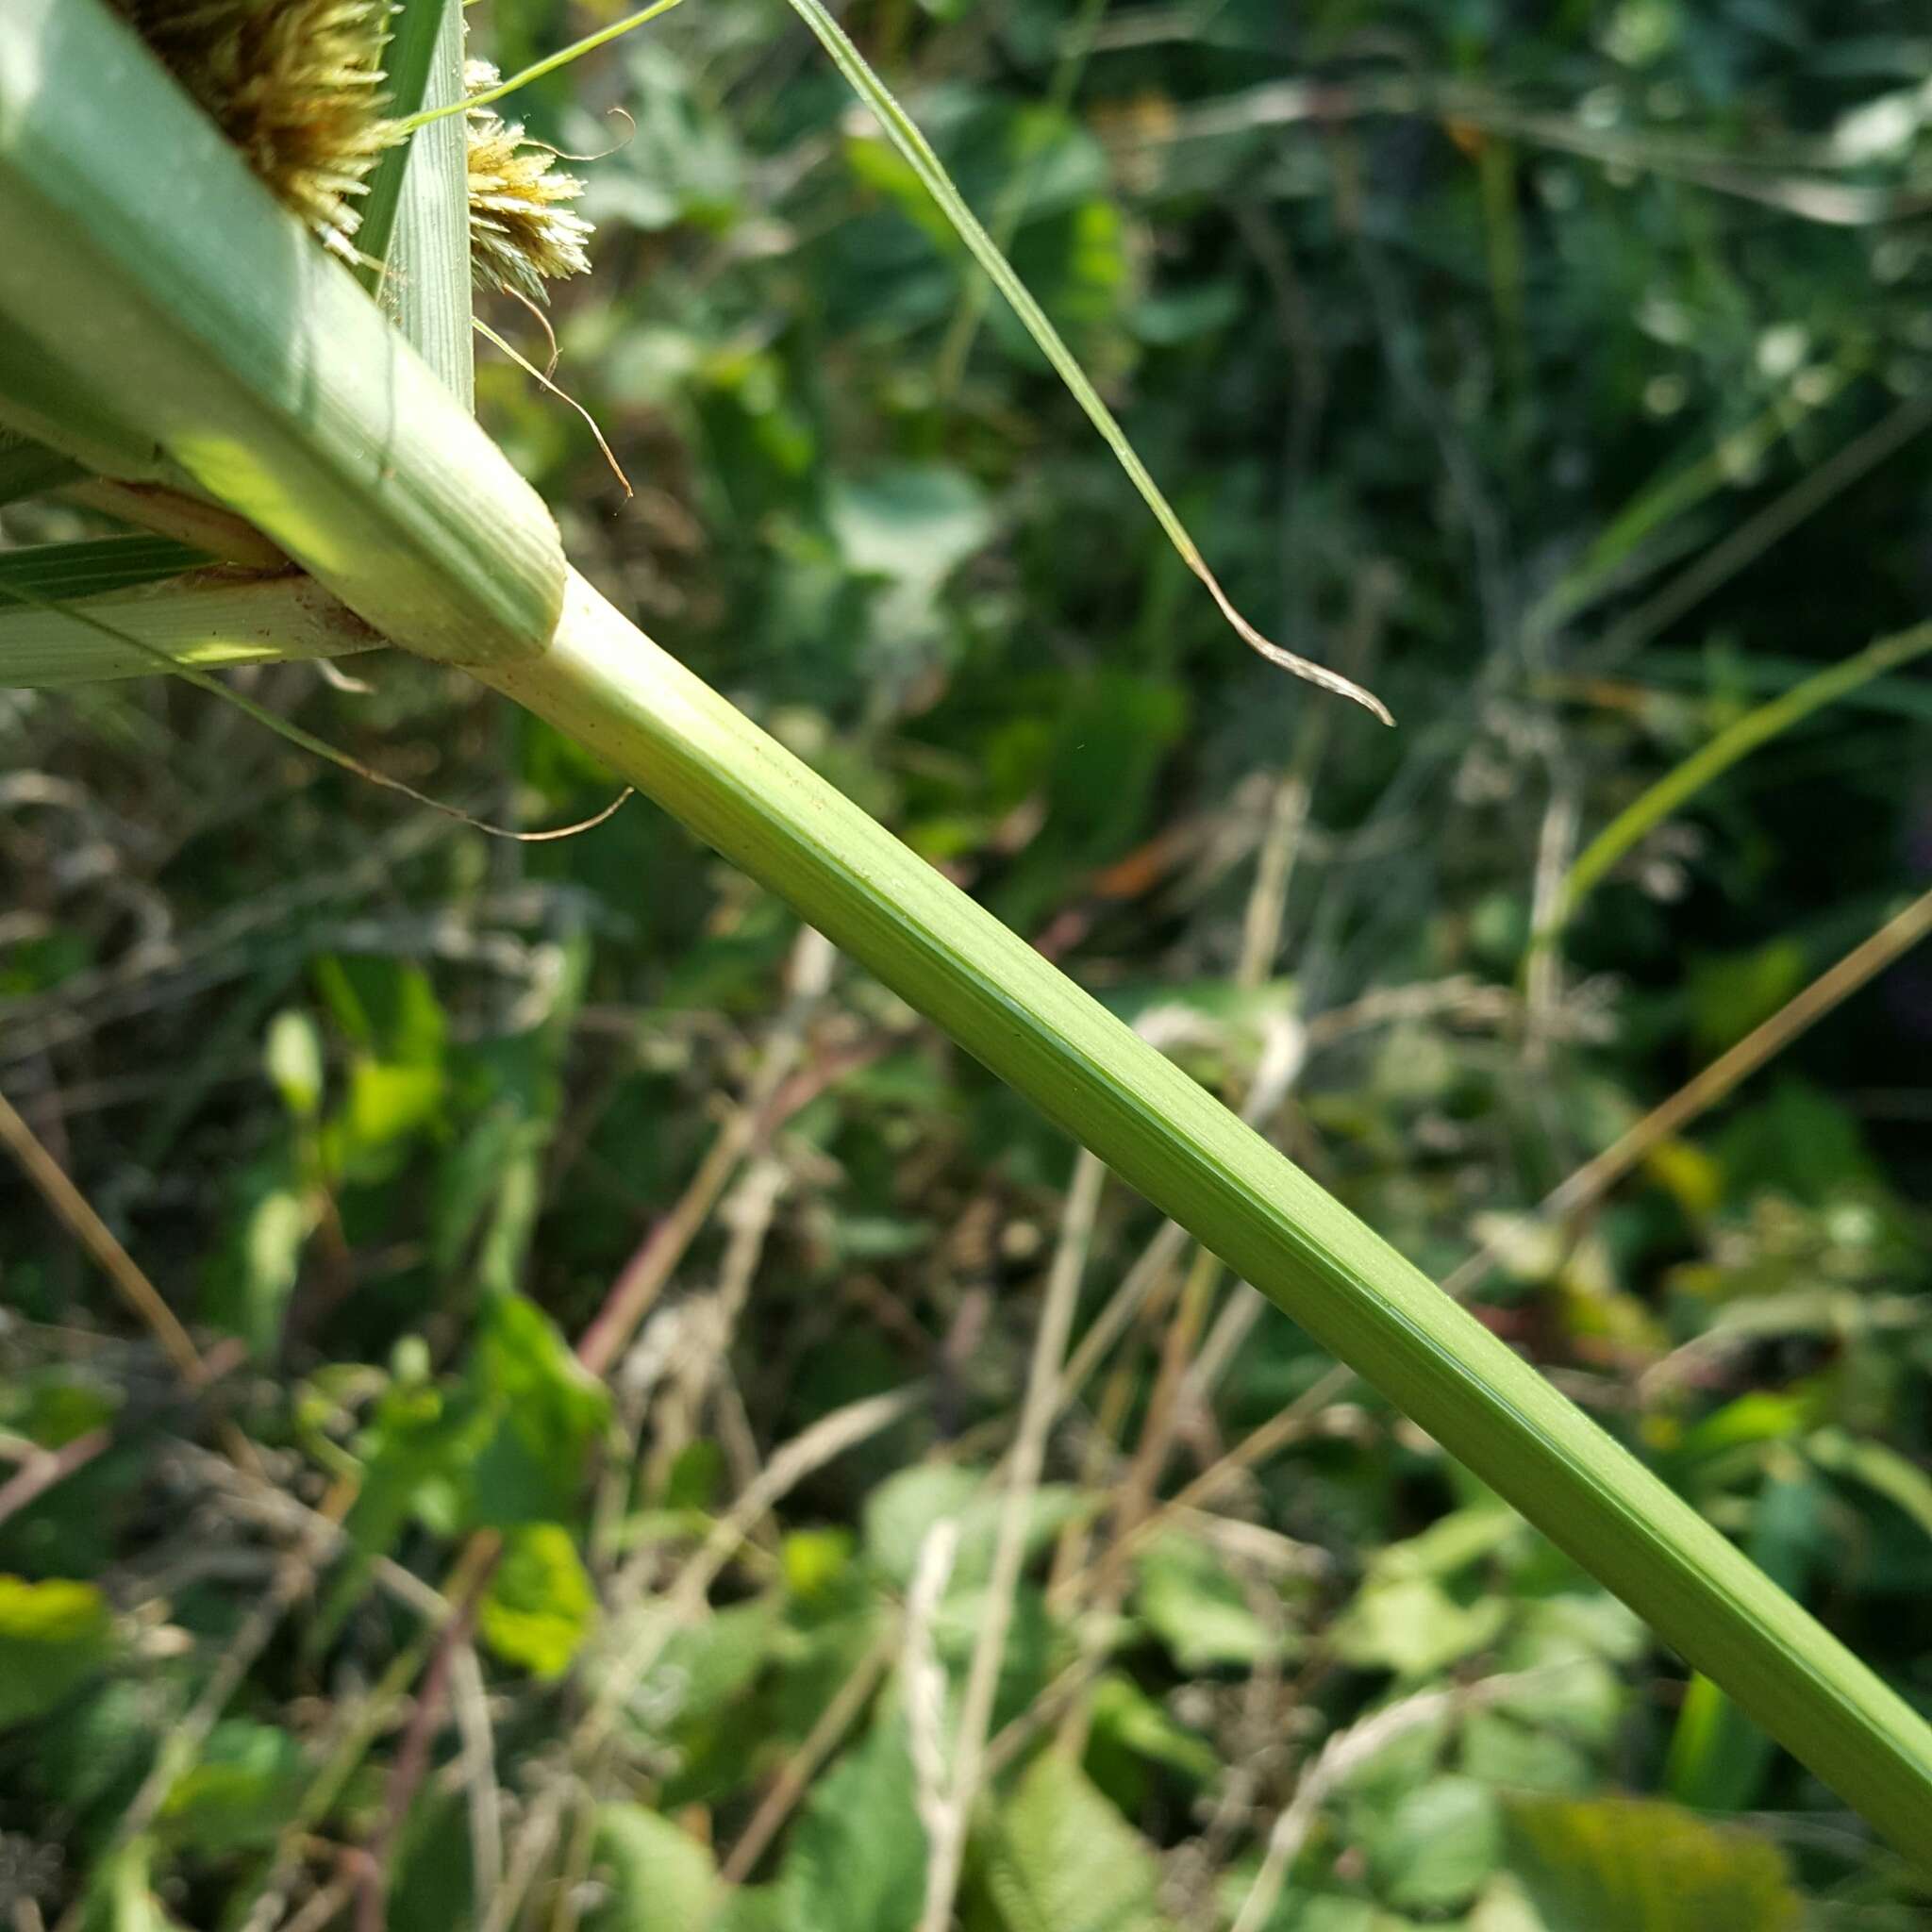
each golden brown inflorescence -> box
[110,2,593,300]
[463,60,593,304]
[109,0,392,258]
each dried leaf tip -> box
[1192,558,1395,725]
[109,0,392,259]
[464,60,595,304]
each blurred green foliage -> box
[4,0,1932,1925]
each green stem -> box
[393,0,692,131]
[485,572,1932,1862]
[1539,621,1932,953]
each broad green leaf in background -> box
[311,959,453,1185]
[1688,940,1809,1061]
[713,1890,792,1932]
[581,38,742,233]
[0,1371,117,1452]
[1491,1596,1645,1746]
[463,1291,613,1528]
[389,1790,476,1932]
[342,1364,494,1558]
[1366,1777,1503,1916]
[327,1295,608,1638]
[0,1574,115,1725]
[983,1752,1167,1932]
[827,465,993,589]
[1331,1578,1509,1682]
[1460,1709,1593,1797]
[779,1720,926,1932]
[1085,1670,1221,1809]
[338,1059,447,1174]
[827,462,994,670]
[1713,1079,1882,1205]
[1505,1794,1803,1932]
[1234,1889,1374,1932]
[933,1582,1068,1737]
[1134,1531,1295,1673]
[156,1720,308,1856]
[314,957,448,1066]
[582,1804,720,1932]
[478,1524,598,1678]
[33,1679,160,1839]
[861,1463,1082,1591]
[617,1595,782,1748]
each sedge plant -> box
[1,0,1931,1867]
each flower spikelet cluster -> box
[463,60,594,303]
[110,0,392,258]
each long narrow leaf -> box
[0,535,207,604]
[0,574,378,687]
[780,0,1390,724]
[373,0,474,402]
[355,0,458,291]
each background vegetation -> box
[4,0,1932,1925]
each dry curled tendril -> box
[111,0,594,298]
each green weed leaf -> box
[984,1752,1166,1932]
[479,1524,598,1678]
[1505,1795,1803,1932]
[583,1804,720,1932]
[0,1574,115,1726]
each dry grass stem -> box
[0,1083,209,1387]
[918,1153,1107,1932]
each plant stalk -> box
[5,0,1932,1863]
[481,571,1932,1861]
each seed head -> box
[110,0,393,258]
[464,62,594,305]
